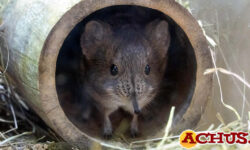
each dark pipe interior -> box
[56,5,196,141]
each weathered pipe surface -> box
[0,0,212,148]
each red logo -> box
[180,130,249,149]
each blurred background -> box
[183,0,250,129]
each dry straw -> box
[0,1,250,149]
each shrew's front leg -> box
[103,110,113,139]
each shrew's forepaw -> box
[103,123,113,139]
[103,129,112,139]
[130,126,139,138]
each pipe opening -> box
[55,5,196,141]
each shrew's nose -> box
[134,109,141,114]
[132,93,141,114]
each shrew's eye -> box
[110,64,118,76]
[145,64,150,75]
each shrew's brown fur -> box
[80,19,170,138]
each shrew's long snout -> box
[132,93,140,114]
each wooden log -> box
[0,0,212,148]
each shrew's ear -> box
[80,20,112,59]
[145,20,171,57]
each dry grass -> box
[0,0,250,150]
[0,29,59,150]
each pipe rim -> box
[39,0,212,147]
